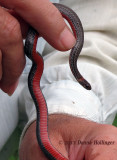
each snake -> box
[24,3,91,160]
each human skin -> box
[1,1,117,160]
[19,114,117,160]
[0,0,76,95]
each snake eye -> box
[84,83,91,90]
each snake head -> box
[78,78,91,90]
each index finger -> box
[0,0,76,51]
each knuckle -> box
[0,9,21,44]
[48,5,60,18]
[43,4,60,23]
[3,18,21,42]
[43,4,65,35]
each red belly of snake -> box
[24,3,91,160]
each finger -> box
[3,9,29,38]
[8,10,29,38]
[0,0,76,51]
[0,6,25,95]
[8,10,42,38]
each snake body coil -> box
[24,3,91,160]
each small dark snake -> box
[24,3,91,160]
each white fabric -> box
[0,0,117,150]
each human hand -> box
[0,0,76,95]
[19,114,117,160]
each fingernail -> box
[59,27,76,50]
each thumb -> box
[0,0,76,51]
